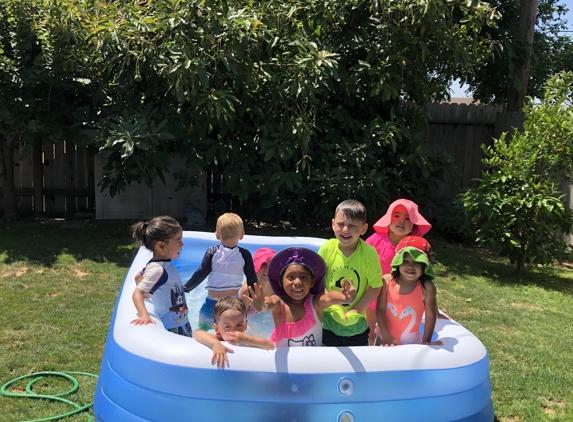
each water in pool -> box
[179,265,274,339]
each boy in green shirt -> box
[318,199,383,346]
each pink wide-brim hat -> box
[252,248,276,273]
[268,247,326,297]
[373,199,431,237]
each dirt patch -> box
[511,302,543,311]
[499,417,524,422]
[0,266,28,278]
[73,268,89,279]
[542,397,566,416]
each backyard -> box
[0,217,572,421]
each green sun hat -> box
[390,236,435,279]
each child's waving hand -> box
[340,278,357,303]
[244,283,266,312]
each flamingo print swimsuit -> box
[383,277,425,345]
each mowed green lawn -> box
[0,219,572,421]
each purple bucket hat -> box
[267,247,326,296]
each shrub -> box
[460,72,573,272]
[433,199,472,243]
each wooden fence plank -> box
[33,142,43,213]
[52,141,66,213]
[42,142,55,213]
[86,149,96,212]
[76,146,89,212]
[65,139,77,213]
[19,150,34,212]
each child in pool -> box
[318,199,382,347]
[130,216,192,338]
[194,296,274,368]
[184,213,257,331]
[246,247,357,347]
[365,198,432,345]
[239,248,276,314]
[375,236,443,346]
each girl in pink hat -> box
[239,248,277,314]
[365,199,432,345]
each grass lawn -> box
[1,218,572,421]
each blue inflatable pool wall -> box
[94,232,494,422]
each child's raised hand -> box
[340,278,357,303]
[244,283,265,312]
[211,341,233,369]
[130,315,156,326]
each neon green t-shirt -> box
[318,238,382,336]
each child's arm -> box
[131,288,156,326]
[375,277,397,346]
[351,284,381,314]
[225,332,275,350]
[239,283,256,315]
[422,281,443,346]
[134,269,144,285]
[244,283,281,312]
[240,248,258,290]
[316,279,357,310]
[134,268,150,298]
[194,330,234,368]
[184,247,214,293]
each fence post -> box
[33,141,43,214]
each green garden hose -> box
[0,371,98,422]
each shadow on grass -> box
[0,219,137,268]
[0,218,331,269]
[431,237,573,297]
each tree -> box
[461,72,573,272]
[74,0,498,222]
[463,0,573,107]
[506,0,538,111]
[0,0,91,220]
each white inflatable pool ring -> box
[94,232,494,422]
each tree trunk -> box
[507,0,539,112]
[0,133,19,221]
[517,247,528,273]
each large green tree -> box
[462,0,573,106]
[75,0,498,222]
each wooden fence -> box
[0,141,95,215]
[1,103,525,216]
[421,103,524,202]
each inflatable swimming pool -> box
[94,231,494,422]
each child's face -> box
[281,264,315,301]
[398,253,424,282]
[388,205,414,237]
[331,211,368,250]
[214,309,247,340]
[256,263,270,287]
[162,230,184,259]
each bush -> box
[460,72,573,272]
[433,199,472,243]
